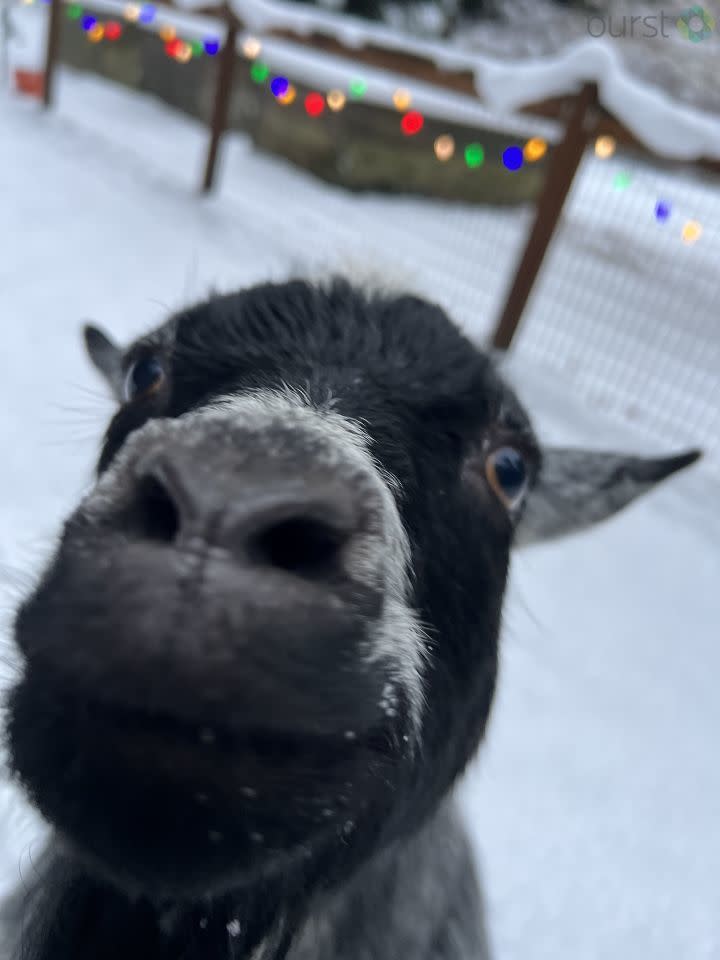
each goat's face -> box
[5,280,699,899]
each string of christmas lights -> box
[240,40,552,175]
[20,0,708,241]
[593,135,705,245]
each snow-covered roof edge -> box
[476,39,720,164]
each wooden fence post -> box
[202,12,238,193]
[43,0,63,107]
[491,82,599,350]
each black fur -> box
[4,277,690,960]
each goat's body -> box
[291,799,489,960]
[3,800,489,960]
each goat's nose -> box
[127,449,359,579]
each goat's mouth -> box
[7,670,396,896]
[100,699,359,780]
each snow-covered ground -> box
[1,62,719,958]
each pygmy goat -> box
[2,279,699,960]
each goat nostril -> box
[132,475,181,544]
[249,516,349,580]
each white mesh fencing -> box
[352,144,720,476]
[505,149,720,474]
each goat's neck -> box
[8,801,467,960]
[8,850,298,960]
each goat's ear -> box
[515,447,701,547]
[83,324,123,400]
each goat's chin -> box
[6,664,397,899]
[56,821,318,901]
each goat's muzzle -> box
[6,415,409,894]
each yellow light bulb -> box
[278,84,297,106]
[524,137,547,162]
[175,41,192,63]
[434,134,455,162]
[326,89,346,112]
[681,220,702,245]
[88,23,105,42]
[242,36,262,59]
[159,24,176,41]
[595,135,616,159]
[392,88,412,112]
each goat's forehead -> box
[130,284,517,430]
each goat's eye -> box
[486,446,528,509]
[123,356,165,403]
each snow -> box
[476,38,720,162]
[459,0,720,118]
[461,360,720,960]
[1,62,719,959]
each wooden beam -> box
[43,0,63,107]
[202,13,238,192]
[491,83,599,351]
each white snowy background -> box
[1,6,719,957]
